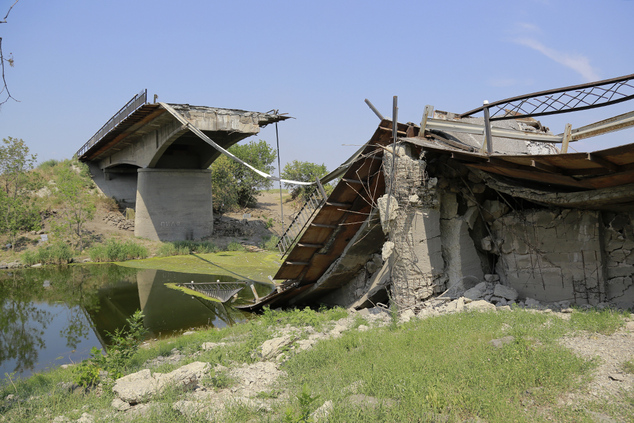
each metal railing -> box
[276,185,327,257]
[76,89,148,158]
[460,73,634,121]
[180,281,246,303]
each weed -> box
[260,235,280,251]
[158,241,220,256]
[22,241,74,265]
[88,239,148,262]
[284,384,319,422]
[226,241,245,251]
[205,370,235,390]
[624,360,634,374]
[265,217,275,229]
[74,310,147,385]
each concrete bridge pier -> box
[135,168,213,241]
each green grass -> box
[0,307,629,422]
[118,250,282,282]
[281,310,622,422]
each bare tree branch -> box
[1,0,20,23]
[0,0,21,108]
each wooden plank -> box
[465,163,590,189]
[586,153,620,172]
[530,159,560,174]
[310,223,337,229]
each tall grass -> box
[88,239,148,262]
[260,235,279,251]
[22,242,74,265]
[157,241,220,256]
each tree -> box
[53,160,95,250]
[211,139,276,211]
[281,160,329,201]
[0,137,42,248]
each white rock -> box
[465,300,496,312]
[260,335,293,359]
[201,342,226,351]
[76,413,94,423]
[399,309,415,323]
[112,369,156,404]
[156,361,210,392]
[112,362,210,404]
[111,397,131,411]
[311,400,333,421]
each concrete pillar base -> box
[135,169,213,241]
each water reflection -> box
[0,265,273,382]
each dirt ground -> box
[86,190,298,252]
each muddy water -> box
[0,264,273,382]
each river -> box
[0,264,273,383]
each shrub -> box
[22,241,74,265]
[226,241,245,251]
[260,235,280,251]
[74,310,148,386]
[88,239,148,262]
[157,241,220,257]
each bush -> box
[75,310,147,386]
[260,235,280,251]
[22,241,74,265]
[158,241,220,256]
[226,241,245,251]
[88,239,148,262]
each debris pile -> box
[103,211,134,231]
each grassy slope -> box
[116,251,283,282]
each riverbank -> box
[1,302,633,422]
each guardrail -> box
[276,182,327,257]
[75,89,147,158]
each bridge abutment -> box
[135,168,213,241]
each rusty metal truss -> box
[461,73,634,121]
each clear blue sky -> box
[1,0,633,172]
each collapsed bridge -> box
[245,73,634,311]
[76,90,289,241]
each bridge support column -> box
[135,168,213,241]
